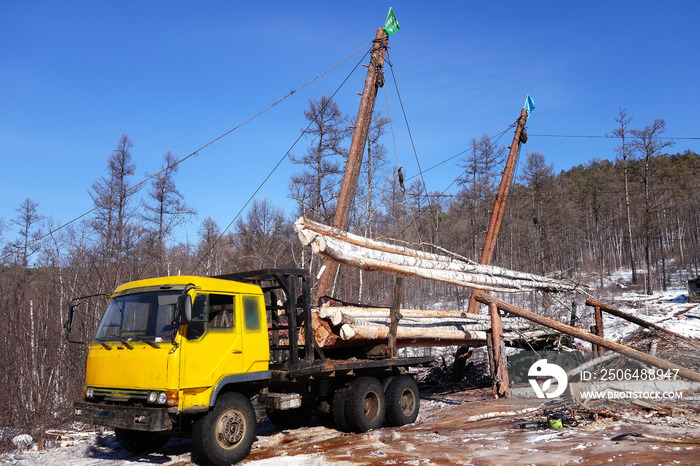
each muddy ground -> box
[5,387,699,465]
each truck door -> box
[240,294,269,374]
[180,293,243,389]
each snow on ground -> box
[603,285,699,343]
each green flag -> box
[383,7,400,35]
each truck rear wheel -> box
[114,428,168,454]
[332,386,350,432]
[192,391,256,465]
[345,377,386,433]
[385,375,420,426]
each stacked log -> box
[310,304,552,348]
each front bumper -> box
[73,401,173,432]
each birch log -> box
[318,305,540,332]
[295,217,587,293]
[337,323,551,347]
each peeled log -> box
[318,305,539,332]
[340,324,485,341]
[338,323,551,347]
[319,305,488,321]
[295,217,586,293]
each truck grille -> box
[92,388,151,403]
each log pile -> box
[307,304,553,348]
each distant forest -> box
[1,100,698,442]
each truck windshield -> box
[95,290,180,342]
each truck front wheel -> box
[192,391,256,465]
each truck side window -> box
[186,294,208,340]
[186,294,235,340]
[243,296,262,331]
[208,294,234,330]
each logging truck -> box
[70,269,433,465]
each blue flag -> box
[524,94,535,117]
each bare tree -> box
[7,198,44,267]
[196,217,224,276]
[289,96,349,224]
[142,150,196,275]
[612,109,637,282]
[520,151,554,274]
[458,134,506,259]
[234,197,291,270]
[88,134,141,288]
[360,113,390,238]
[631,119,673,295]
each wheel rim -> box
[216,409,245,449]
[399,388,416,416]
[363,391,380,419]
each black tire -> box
[332,386,350,432]
[385,375,420,427]
[345,377,386,433]
[114,428,168,454]
[192,391,256,465]
[381,376,396,392]
[267,406,313,429]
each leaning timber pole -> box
[467,107,529,313]
[316,27,389,301]
[473,291,700,383]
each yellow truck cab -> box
[72,269,433,465]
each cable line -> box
[530,134,699,140]
[190,45,373,273]
[435,124,514,198]
[2,42,372,267]
[385,50,444,243]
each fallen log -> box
[474,291,700,383]
[586,298,699,346]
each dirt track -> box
[7,388,700,465]
[244,388,700,465]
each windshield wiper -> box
[113,336,134,350]
[131,336,160,349]
[94,338,113,350]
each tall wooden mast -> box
[467,107,529,313]
[315,27,389,301]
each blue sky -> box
[2,1,699,245]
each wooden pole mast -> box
[467,107,529,313]
[315,27,389,301]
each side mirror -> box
[64,304,76,333]
[177,294,192,325]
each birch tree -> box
[612,109,637,282]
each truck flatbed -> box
[274,356,434,380]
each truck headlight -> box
[148,391,158,403]
[85,387,95,399]
[158,392,167,404]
